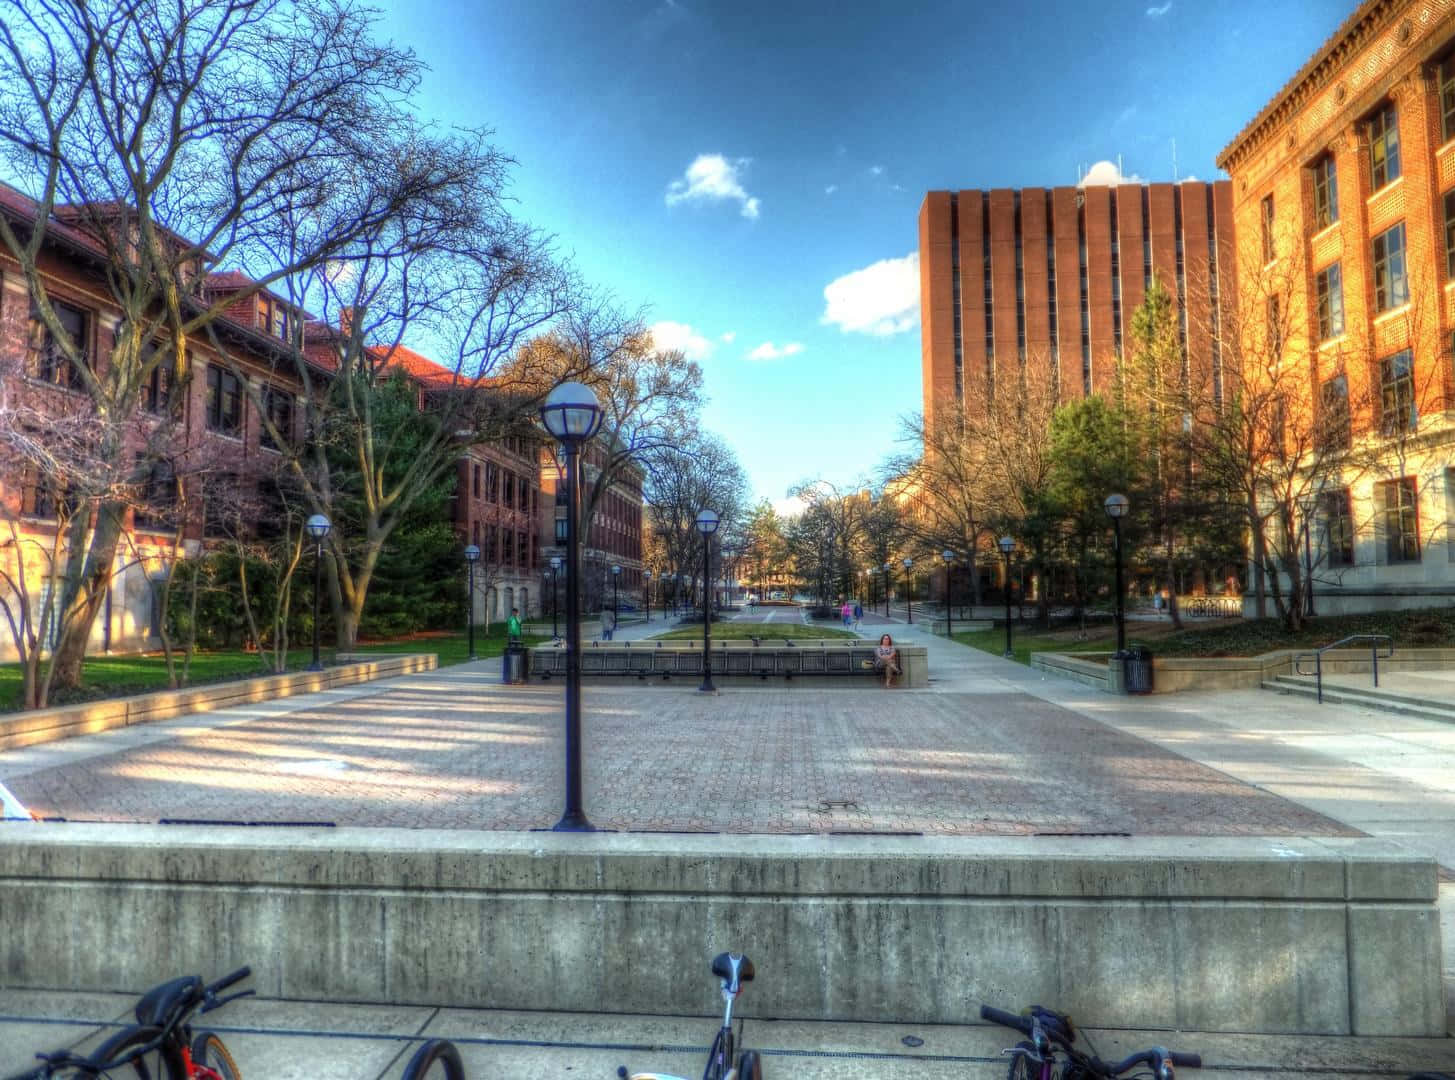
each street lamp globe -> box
[998,535,1016,556]
[696,508,720,535]
[539,381,603,442]
[550,555,562,571]
[612,564,621,577]
[463,544,480,563]
[902,556,913,569]
[306,513,331,541]
[942,550,954,564]
[1104,493,1130,520]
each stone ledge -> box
[0,826,1441,1035]
[0,653,436,750]
[1032,647,1455,695]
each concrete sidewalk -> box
[1,988,1451,1079]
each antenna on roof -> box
[1117,153,1123,179]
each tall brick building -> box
[918,178,1235,433]
[1217,0,1455,610]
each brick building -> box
[918,177,1235,434]
[537,440,646,616]
[1217,0,1455,611]
[0,181,636,659]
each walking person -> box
[506,607,523,646]
[600,607,615,641]
[841,600,852,627]
[874,633,901,688]
[852,600,862,632]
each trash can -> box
[1122,644,1154,695]
[503,642,529,684]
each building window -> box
[486,463,499,503]
[502,529,514,566]
[1321,488,1356,567]
[133,457,176,531]
[1320,374,1351,450]
[1372,223,1409,312]
[1260,195,1275,262]
[27,298,87,390]
[1445,190,1455,279]
[473,465,481,499]
[205,366,243,436]
[1369,103,1401,189]
[1379,349,1417,435]
[1266,294,1282,356]
[1442,54,1455,143]
[271,303,288,342]
[1313,155,1338,229]
[518,530,528,568]
[503,472,514,510]
[142,362,171,415]
[1379,476,1420,563]
[20,470,68,520]
[1315,263,1344,340]
[259,386,293,451]
[486,525,498,563]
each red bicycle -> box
[981,1002,1200,1080]
[90,967,253,1079]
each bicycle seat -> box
[710,952,754,990]
[134,974,202,1026]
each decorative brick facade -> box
[1218,0,1455,610]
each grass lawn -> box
[0,627,543,713]
[650,623,860,641]
[953,606,1455,665]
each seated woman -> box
[874,633,901,688]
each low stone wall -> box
[1032,647,1455,695]
[0,826,1441,1036]
[0,653,437,751]
[529,640,929,688]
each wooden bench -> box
[528,642,887,682]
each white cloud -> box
[665,154,761,219]
[747,341,805,361]
[821,252,920,337]
[825,184,838,195]
[869,165,885,176]
[1146,1,1172,15]
[772,495,808,518]
[720,331,736,343]
[1079,159,1145,187]
[1178,173,1200,183]
[649,320,714,361]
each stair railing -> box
[1292,634,1394,704]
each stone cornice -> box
[1218,0,1402,172]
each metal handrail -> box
[1292,633,1394,704]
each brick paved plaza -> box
[2,661,1356,837]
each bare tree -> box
[0,0,489,686]
[643,432,748,613]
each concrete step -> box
[1262,674,1455,723]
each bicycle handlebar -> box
[207,966,251,995]
[1096,1047,1202,1075]
[983,1003,1199,1076]
[979,1004,1032,1035]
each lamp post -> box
[696,509,719,693]
[997,536,1016,659]
[882,562,892,617]
[305,513,331,672]
[539,380,603,832]
[549,555,561,640]
[463,544,480,661]
[611,564,621,625]
[1104,494,1129,656]
[902,557,914,624]
[643,569,651,622]
[1298,494,1317,618]
[941,550,955,638]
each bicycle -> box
[616,952,761,1080]
[981,1002,1201,1080]
[88,966,255,1080]
[400,1039,466,1080]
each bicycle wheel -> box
[734,1050,762,1080]
[190,1032,241,1080]
[91,1025,185,1080]
[400,1039,465,1080]
[1005,1041,1037,1080]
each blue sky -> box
[375,0,1347,509]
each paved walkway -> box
[2,610,1453,1072]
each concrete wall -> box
[1031,648,1455,695]
[0,827,1441,1036]
[0,654,436,751]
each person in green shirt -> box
[506,608,522,644]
